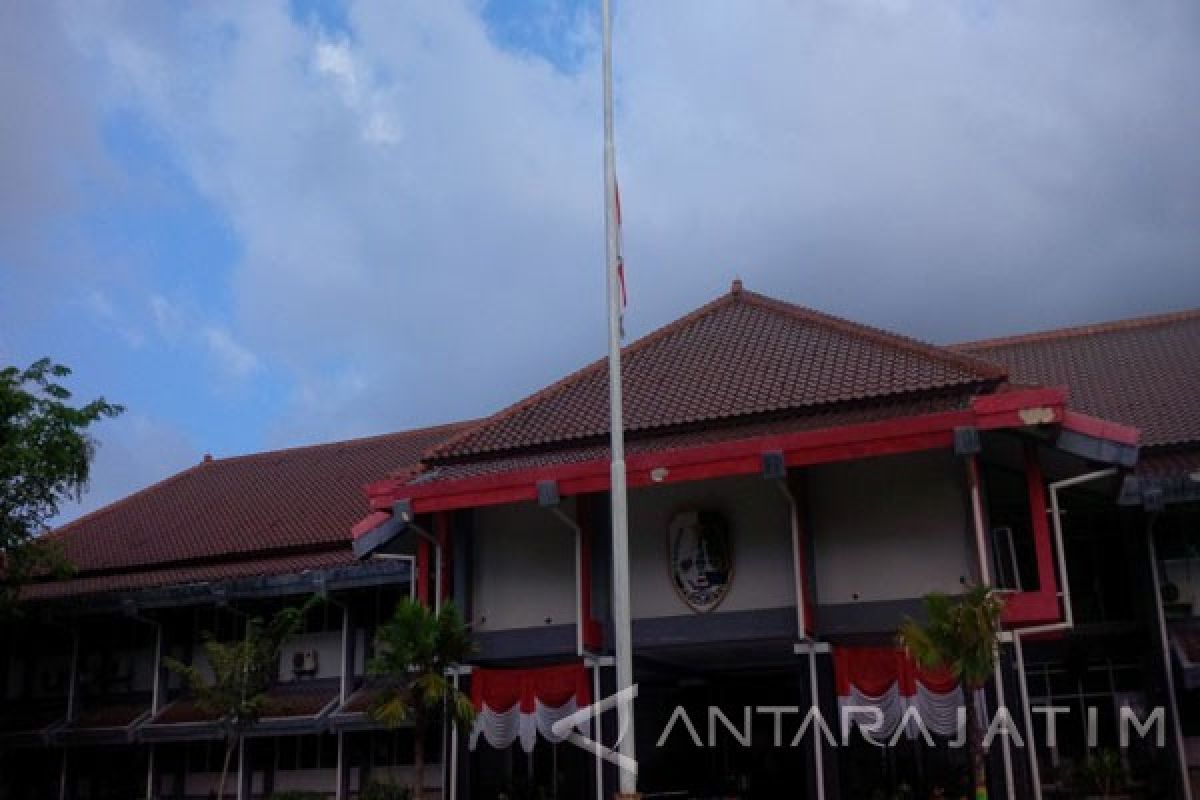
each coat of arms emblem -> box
[668,511,733,612]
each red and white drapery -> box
[468,663,592,752]
[835,646,984,739]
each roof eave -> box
[354,386,1139,556]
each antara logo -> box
[551,684,640,775]
[552,686,1167,772]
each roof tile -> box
[44,421,472,579]
[958,308,1200,448]
[432,288,1003,460]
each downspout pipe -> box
[1147,513,1194,800]
[547,505,586,658]
[393,503,442,615]
[966,455,1016,800]
[539,480,588,658]
[1006,467,1117,800]
[773,479,808,642]
[767,455,824,800]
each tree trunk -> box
[217,735,237,800]
[965,698,988,800]
[413,708,426,800]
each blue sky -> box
[2,1,1199,523]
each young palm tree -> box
[898,584,1003,800]
[369,598,476,800]
[165,596,318,800]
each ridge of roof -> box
[954,307,1200,351]
[199,418,475,467]
[44,461,208,543]
[736,289,1008,381]
[423,291,742,461]
[427,284,1006,461]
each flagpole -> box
[601,0,637,796]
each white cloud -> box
[203,326,259,379]
[149,293,184,340]
[19,0,1200,449]
[314,37,401,145]
[82,289,145,349]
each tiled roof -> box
[148,697,219,726]
[67,699,150,730]
[957,308,1200,448]
[431,285,1004,460]
[260,680,339,719]
[148,681,338,727]
[42,421,473,583]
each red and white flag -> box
[615,178,627,336]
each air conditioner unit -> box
[292,649,319,677]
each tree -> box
[165,597,319,800]
[1,358,122,610]
[369,599,475,800]
[898,584,1004,800]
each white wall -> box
[472,501,577,631]
[808,450,972,604]
[628,474,795,619]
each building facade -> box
[3,286,1198,800]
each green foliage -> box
[897,584,1003,690]
[368,598,475,800]
[360,780,413,800]
[0,358,122,608]
[266,792,328,800]
[368,598,476,732]
[163,596,320,800]
[898,585,1004,799]
[164,596,320,732]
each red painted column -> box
[1023,442,1060,603]
[577,494,601,651]
[1002,442,1061,625]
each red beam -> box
[1001,443,1063,627]
[355,385,1124,531]
[368,408,980,515]
[1062,410,1140,446]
